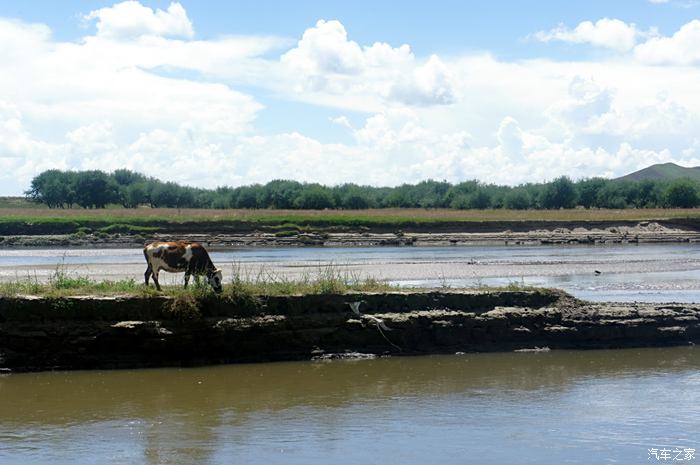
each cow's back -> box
[144,241,192,272]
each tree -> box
[665,179,700,208]
[576,178,606,209]
[342,193,370,209]
[294,185,335,209]
[258,180,303,209]
[150,182,180,208]
[233,185,261,209]
[595,182,628,209]
[445,181,479,207]
[25,170,75,208]
[504,188,532,210]
[383,184,414,208]
[634,180,663,208]
[120,182,148,208]
[73,171,119,208]
[176,188,196,208]
[539,176,577,209]
[412,180,450,208]
[335,184,373,209]
[466,190,492,209]
[113,169,146,186]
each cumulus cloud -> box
[84,1,193,39]
[550,76,615,134]
[281,20,365,74]
[634,19,700,64]
[389,55,456,106]
[534,18,643,52]
[535,17,700,66]
[0,8,273,193]
[4,3,700,195]
[281,19,456,106]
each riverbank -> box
[2,207,700,247]
[1,289,698,372]
[2,219,700,248]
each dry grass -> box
[1,207,700,223]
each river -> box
[0,347,698,464]
[1,243,700,302]
[1,243,699,464]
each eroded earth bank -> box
[2,290,699,372]
[2,219,700,248]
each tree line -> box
[24,168,700,210]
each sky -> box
[2,1,700,194]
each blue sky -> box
[4,1,695,53]
[1,1,700,194]
[2,1,696,57]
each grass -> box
[0,267,550,299]
[0,262,398,299]
[224,262,396,296]
[1,207,700,236]
[0,197,43,209]
[0,259,547,298]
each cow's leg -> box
[152,269,162,291]
[144,264,153,286]
[184,271,190,289]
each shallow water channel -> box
[1,243,700,302]
[1,347,698,464]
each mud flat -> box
[1,290,699,372]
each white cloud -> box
[497,117,524,157]
[281,20,364,74]
[550,76,615,135]
[281,19,456,106]
[84,1,194,39]
[330,115,353,129]
[534,18,642,52]
[4,4,700,195]
[634,19,700,64]
[389,55,456,106]
[535,17,700,66]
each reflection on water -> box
[1,347,699,464]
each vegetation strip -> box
[23,167,700,210]
[0,264,402,299]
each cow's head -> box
[208,268,223,293]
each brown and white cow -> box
[143,241,223,293]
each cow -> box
[143,241,223,293]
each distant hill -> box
[616,162,700,182]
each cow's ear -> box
[215,268,222,273]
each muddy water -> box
[1,243,700,302]
[1,347,698,464]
